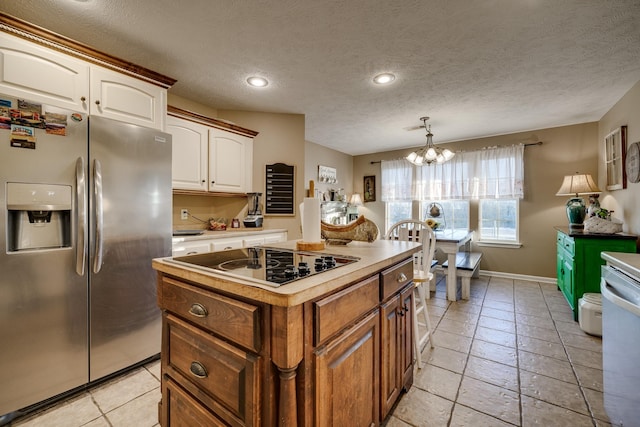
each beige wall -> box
[598,79,640,236]
[353,123,600,279]
[304,141,354,199]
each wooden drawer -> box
[164,377,227,427]
[160,276,261,352]
[380,258,413,301]
[165,314,260,427]
[314,275,379,346]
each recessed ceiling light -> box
[247,76,269,87]
[373,73,396,85]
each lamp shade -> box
[556,173,601,196]
[349,193,363,206]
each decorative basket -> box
[584,216,623,234]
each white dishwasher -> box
[601,252,640,426]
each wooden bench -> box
[441,252,482,299]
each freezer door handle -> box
[601,277,640,317]
[93,159,104,274]
[76,157,87,275]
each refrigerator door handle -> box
[76,157,87,275]
[93,159,104,274]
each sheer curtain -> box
[383,144,524,201]
[381,158,413,201]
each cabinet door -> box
[209,128,252,193]
[0,33,89,112]
[399,285,414,390]
[167,115,208,191]
[558,252,575,311]
[163,378,227,427]
[315,310,380,427]
[380,284,414,419]
[380,294,401,418]
[90,66,166,129]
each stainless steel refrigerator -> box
[0,97,171,419]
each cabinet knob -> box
[397,308,405,317]
[202,180,206,183]
[95,100,101,105]
[188,303,208,318]
[211,180,215,184]
[397,273,408,283]
[189,361,208,378]
[80,96,86,102]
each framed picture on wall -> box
[363,175,376,202]
[605,126,627,191]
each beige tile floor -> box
[11,275,608,427]
[386,275,609,427]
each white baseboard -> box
[478,269,557,284]
[432,265,557,285]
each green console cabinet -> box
[556,227,637,320]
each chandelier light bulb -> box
[405,117,455,166]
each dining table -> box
[434,229,474,301]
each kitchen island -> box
[152,239,421,426]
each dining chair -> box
[385,220,436,367]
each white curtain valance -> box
[382,144,524,201]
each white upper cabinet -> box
[0,22,174,129]
[0,33,89,112]
[167,115,208,191]
[209,128,252,193]
[90,66,166,130]
[168,106,258,194]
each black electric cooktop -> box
[169,247,360,287]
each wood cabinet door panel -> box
[314,275,379,345]
[165,314,260,426]
[315,309,380,427]
[380,294,400,418]
[160,276,261,352]
[164,377,227,427]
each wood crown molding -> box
[0,12,177,88]
[168,105,259,138]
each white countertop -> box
[172,228,288,243]
[602,252,640,278]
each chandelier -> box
[405,116,455,165]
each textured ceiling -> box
[2,1,640,155]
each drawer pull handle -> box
[190,361,208,378]
[397,273,408,282]
[188,303,208,318]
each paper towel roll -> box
[302,197,321,242]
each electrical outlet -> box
[180,209,188,220]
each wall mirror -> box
[605,126,627,190]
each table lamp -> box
[556,173,601,229]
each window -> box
[420,200,469,231]
[385,201,412,234]
[479,198,519,243]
